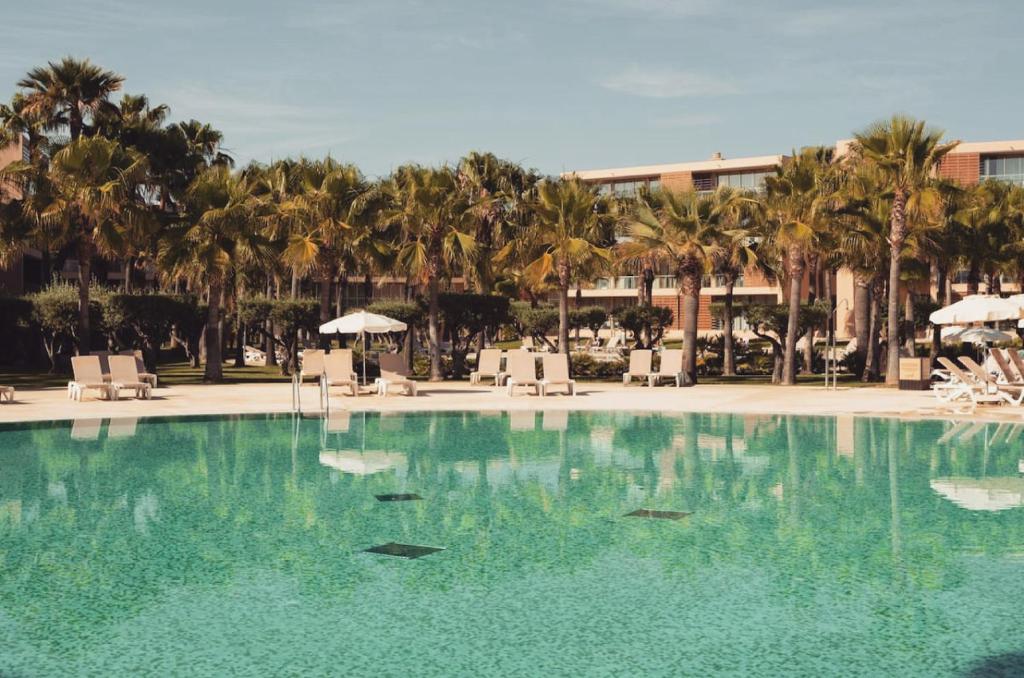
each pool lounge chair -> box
[471,348,503,386]
[957,356,1024,406]
[622,349,652,385]
[69,356,113,401]
[540,353,576,396]
[0,386,12,402]
[506,351,540,396]
[646,349,684,387]
[932,357,999,405]
[990,348,1024,385]
[300,349,325,384]
[108,355,153,400]
[1006,349,1024,384]
[323,350,359,397]
[118,350,158,388]
[376,353,417,396]
[591,334,622,355]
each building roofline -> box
[950,139,1024,154]
[562,154,786,181]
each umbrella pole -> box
[362,331,367,386]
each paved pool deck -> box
[0,380,1017,424]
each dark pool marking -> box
[375,493,423,502]
[625,509,691,520]
[364,542,445,559]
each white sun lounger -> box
[540,353,576,396]
[471,348,504,386]
[623,349,652,385]
[0,386,12,403]
[69,356,113,401]
[646,349,684,387]
[376,353,417,396]
[118,350,158,388]
[323,350,358,397]
[109,355,153,400]
[506,351,540,396]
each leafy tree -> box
[28,281,90,372]
[239,298,319,374]
[613,304,673,349]
[509,301,558,350]
[569,306,608,340]
[432,293,511,378]
[104,294,181,372]
[742,302,828,383]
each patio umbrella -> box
[941,326,1014,345]
[929,295,1023,325]
[319,311,408,385]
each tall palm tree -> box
[42,136,148,352]
[517,178,613,360]
[711,187,758,376]
[161,166,270,381]
[853,116,958,385]
[620,188,723,384]
[386,165,475,381]
[281,159,368,323]
[763,147,838,385]
[17,57,123,141]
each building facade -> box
[565,138,1024,338]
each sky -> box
[3,0,1023,178]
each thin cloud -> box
[652,113,721,128]
[567,0,716,17]
[600,67,737,98]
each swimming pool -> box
[1,411,1023,676]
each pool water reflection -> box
[1,412,1023,676]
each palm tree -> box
[279,159,367,323]
[711,187,758,376]
[386,165,475,381]
[620,188,722,384]
[763,147,838,385]
[17,57,123,141]
[518,178,613,360]
[161,166,270,381]
[42,136,149,352]
[853,116,958,385]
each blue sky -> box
[3,0,1022,177]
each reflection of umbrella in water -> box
[318,450,402,475]
[930,477,1024,511]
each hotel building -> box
[564,138,1024,339]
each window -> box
[981,155,1024,186]
[716,171,770,191]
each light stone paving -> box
[0,380,1018,424]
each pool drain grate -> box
[364,542,445,559]
[625,509,691,520]
[375,493,423,502]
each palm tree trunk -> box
[77,238,92,354]
[290,269,299,299]
[557,262,570,355]
[967,261,980,295]
[204,276,224,382]
[427,274,443,381]
[885,190,907,386]
[782,246,804,385]
[680,262,701,385]
[854,274,870,378]
[865,274,883,382]
[123,257,132,293]
[722,275,736,377]
[903,290,916,356]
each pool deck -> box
[0,381,1017,424]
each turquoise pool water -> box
[1,411,1024,676]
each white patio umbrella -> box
[929,295,1024,325]
[319,311,408,384]
[941,326,1014,345]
